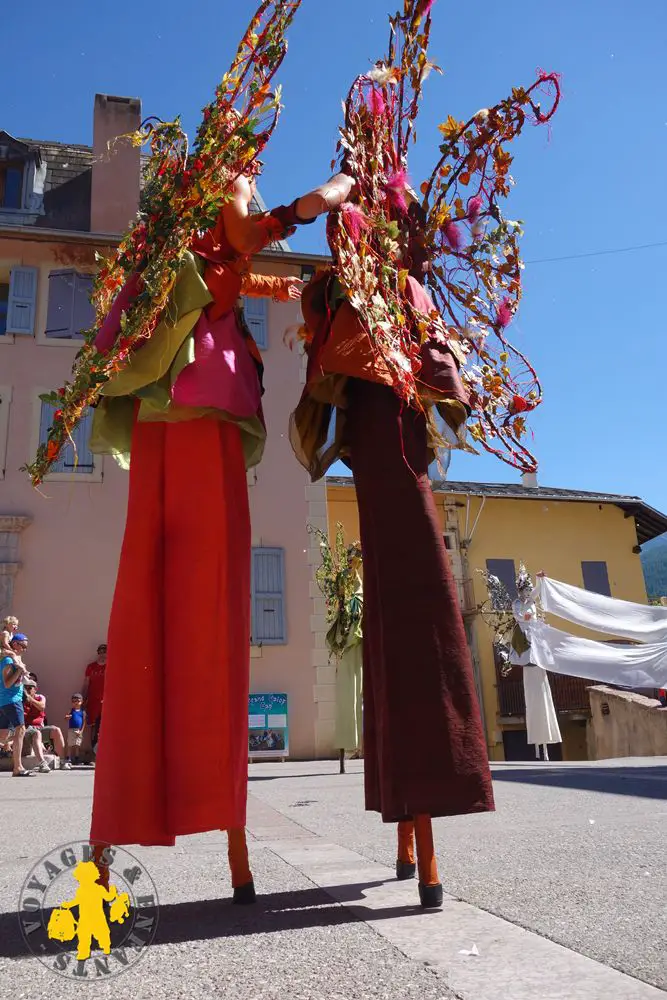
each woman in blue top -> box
[0,633,34,777]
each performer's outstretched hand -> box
[295,173,356,220]
[285,278,305,300]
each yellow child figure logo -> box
[47,860,130,961]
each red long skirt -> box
[347,380,495,823]
[90,416,250,846]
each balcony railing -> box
[496,665,593,716]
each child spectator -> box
[65,694,87,767]
[1,616,20,663]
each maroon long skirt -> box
[347,380,495,822]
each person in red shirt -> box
[83,644,106,752]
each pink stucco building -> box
[0,94,335,759]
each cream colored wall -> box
[328,482,649,763]
[451,494,647,759]
[0,236,128,728]
[0,244,319,755]
[246,260,320,759]
[588,686,667,759]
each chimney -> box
[522,471,538,488]
[91,94,141,234]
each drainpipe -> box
[459,496,487,743]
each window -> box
[0,387,11,478]
[251,547,286,644]
[0,283,8,336]
[242,296,268,350]
[486,558,517,609]
[5,266,37,336]
[581,561,611,596]
[0,161,24,209]
[45,270,94,339]
[37,400,98,479]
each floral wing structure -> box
[26,0,303,486]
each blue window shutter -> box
[39,401,95,475]
[4,167,23,208]
[72,274,94,339]
[251,547,286,644]
[45,271,76,338]
[0,283,8,336]
[485,558,517,609]
[581,561,611,597]
[242,296,268,350]
[7,266,38,335]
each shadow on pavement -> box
[493,765,667,800]
[0,883,433,959]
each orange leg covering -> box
[227,828,253,890]
[91,844,110,890]
[414,814,440,887]
[397,820,415,865]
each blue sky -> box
[2,0,666,511]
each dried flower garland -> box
[25,0,302,486]
[326,0,560,471]
[309,523,363,659]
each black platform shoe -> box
[232,881,257,905]
[395,859,417,880]
[418,882,443,908]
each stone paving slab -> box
[265,835,664,1000]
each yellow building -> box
[326,476,667,762]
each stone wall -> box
[588,686,667,759]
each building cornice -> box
[0,224,333,267]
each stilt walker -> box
[290,0,560,906]
[509,566,562,760]
[311,525,364,774]
[26,0,353,902]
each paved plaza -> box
[1,759,665,999]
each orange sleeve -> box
[240,272,293,301]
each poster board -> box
[248,693,289,760]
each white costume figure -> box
[510,568,561,760]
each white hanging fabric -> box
[524,620,667,689]
[538,576,667,644]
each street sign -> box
[248,693,289,760]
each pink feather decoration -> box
[421,0,436,14]
[444,221,462,251]
[369,87,386,117]
[467,195,483,223]
[342,202,370,245]
[384,169,409,213]
[496,297,513,328]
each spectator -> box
[0,634,35,777]
[65,694,87,766]
[83,644,106,753]
[1,616,20,662]
[23,679,70,770]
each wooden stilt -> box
[414,814,443,908]
[91,843,110,890]
[228,827,256,904]
[395,819,416,880]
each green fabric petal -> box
[90,252,267,472]
[89,398,135,469]
[101,254,210,398]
